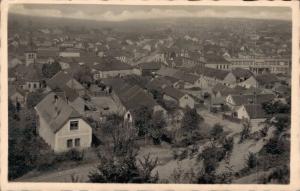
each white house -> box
[163,86,195,109]
[35,93,92,153]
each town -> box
[8,11,291,184]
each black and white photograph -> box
[2,1,297,186]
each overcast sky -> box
[9,4,291,22]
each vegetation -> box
[210,123,224,140]
[133,106,167,144]
[245,152,258,169]
[26,90,45,109]
[89,152,158,183]
[41,61,61,78]
[239,121,251,143]
[262,100,290,115]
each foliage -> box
[262,101,290,115]
[41,61,61,78]
[26,91,44,109]
[181,108,203,131]
[239,121,251,143]
[133,106,167,143]
[264,136,288,155]
[222,136,234,153]
[245,152,258,169]
[210,123,224,140]
[133,106,153,137]
[88,152,158,183]
[265,165,289,184]
[73,65,93,86]
[272,115,290,134]
[102,114,136,156]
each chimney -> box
[66,96,69,104]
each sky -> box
[9,4,292,22]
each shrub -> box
[245,152,258,169]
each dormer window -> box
[70,121,79,130]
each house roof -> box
[139,62,162,70]
[47,71,82,101]
[231,68,253,79]
[204,54,231,65]
[163,86,185,100]
[89,57,133,71]
[102,78,158,111]
[156,67,199,84]
[199,67,230,80]
[35,92,81,133]
[230,93,275,106]
[243,104,268,119]
[147,76,173,90]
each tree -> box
[102,114,136,156]
[239,121,251,143]
[26,91,44,109]
[272,115,290,134]
[181,108,203,131]
[133,106,153,137]
[210,123,224,140]
[245,152,258,169]
[73,65,93,87]
[41,61,61,78]
[88,152,158,183]
[148,111,166,144]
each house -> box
[13,64,44,92]
[156,67,201,89]
[59,48,80,57]
[196,67,236,89]
[101,78,166,123]
[139,62,162,75]
[204,54,231,70]
[236,104,268,127]
[47,71,85,96]
[89,57,141,80]
[238,76,258,89]
[226,93,275,110]
[9,85,27,107]
[163,86,195,109]
[35,92,92,153]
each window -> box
[67,139,73,148]
[33,83,37,88]
[75,138,80,147]
[70,121,79,130]
[28,83,31,88]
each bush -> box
[264,137,287,155]
[245,152,258,169]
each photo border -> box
[1,0,299,190]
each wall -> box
[55,118,92,153]
[37,113,56,149]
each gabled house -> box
[102,78,166,123]
[162,86,195,109]
[47,71,85,96]
[225,93,275,110]
[13,64,44,92]
[87,57,141,80]
[236,104,268,126]
[35,92,92,153]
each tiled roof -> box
[231,93,275,106]
[35,92,81,133]
[89,57,133,71]
[156,67,199,83]
[102,78,158,111]
[199,67,230,80]
[231,68,253,79]
[163,86,185,100]
[243,104,268,119]
[139,62,162,70]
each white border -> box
[1,0,299,190]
